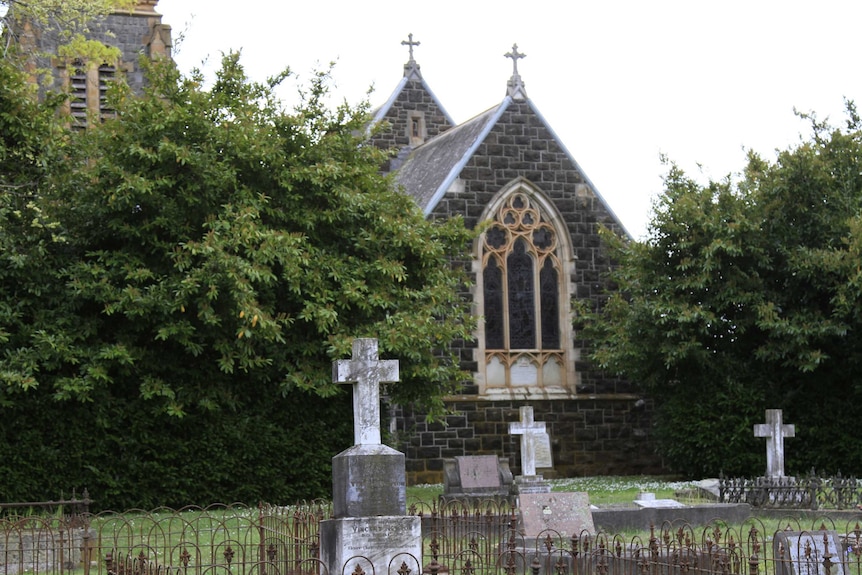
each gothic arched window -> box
[480,190,567,391]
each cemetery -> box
[4,3,862,575]
[4,342,862,575]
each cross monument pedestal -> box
[508,406,551,494]
[754,409,795,480]
[320,339,422,575]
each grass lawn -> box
[406,475,702,506]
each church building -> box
[369,38,660,483]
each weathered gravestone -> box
[773,531,844,575]
[518,492,595,541]
[442,455,513,500]
[754,409,795,479]
[320,339,422,575]
[508,406,551,494]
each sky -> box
[156,1,862,239]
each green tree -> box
[586,105,862,477]
[0,53,475,506]
[1,0,134,63]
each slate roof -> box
[395,100,509,214]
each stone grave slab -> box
[460,455,501,489]
[442,455,513,499]
[773,531,844,575]
[633,498,687,509]
[519,492,595,539]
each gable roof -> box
[395,100,509,214]
[393,94,629,237]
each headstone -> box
[518,492,595,540]
[754,409,795,479]
[330,338,403,517]
[532,431,553,470]
[442,455,513,500]
[773,531,844,575]
[509,406,551,493]
[320,339,422,575]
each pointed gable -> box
[369,35,454,172]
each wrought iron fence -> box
[719,474,862,510]
[5,500,862,575]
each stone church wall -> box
[372,77,452,171]
[393,398,661,485]
[393,101,664,484]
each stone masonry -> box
[376,68,663,485]
[394,398,657,485]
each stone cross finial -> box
[508,406,545,477]
[504,44,527,100]
[333,338,399,446]
[505,44,526,77]
[401,33,420,63]
[754,409,795,479]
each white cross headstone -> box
[754,409,795,479]
[509,406,546,477]
[332,338,399,446]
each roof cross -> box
[505,43,526,77]
[401,33,420,63]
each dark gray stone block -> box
[332,444,406,518]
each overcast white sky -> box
[157,1,862,239]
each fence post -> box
[748,539,760,575]
[822,533,833,575]
[809,474,820,511]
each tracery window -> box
[481,191,566,390]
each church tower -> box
[6,0,172,127]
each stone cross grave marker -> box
[509,406,547,477]
[322,339,421,575]
[754,409,795,479]
[332,338,398,446]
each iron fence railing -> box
[720,474,862,510]
[5,500,862,575]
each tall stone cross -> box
[753,409,795,479]
[509,406,545,477]
[332,338,399,446]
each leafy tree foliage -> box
[0,53,474,506]
[1,0,134,63]
[586,105,862,477]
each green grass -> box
[407,475,702,506]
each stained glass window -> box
[481,190,565,390]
